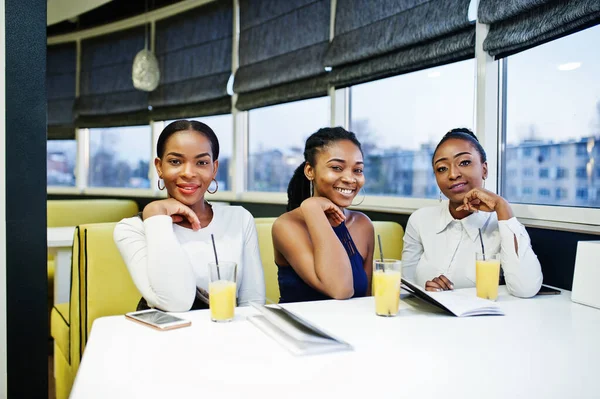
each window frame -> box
[46,5,600,235]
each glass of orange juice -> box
[208,261,237,322]
[373,259,402,317]
[476,253,501,301]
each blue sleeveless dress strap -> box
[277,221,368,303]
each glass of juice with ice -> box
[373,259,402,317]
[208,261,237,322]
[475,253,500,301]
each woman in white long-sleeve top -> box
[114,120,265,312]
[402,128,542,298]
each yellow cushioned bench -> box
[255,218,279,304]
[372,221,404,260]
[50,222,140,399]
[47,199,139,301]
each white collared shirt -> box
[402,202,542,298]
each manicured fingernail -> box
[450,284,454,290]
[436,288,441,292]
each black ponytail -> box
[286,162,311,211]
[286,127,363,211]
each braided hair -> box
[286,127,363,211]
[432,127,487,165]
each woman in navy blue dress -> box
[272,127,374,303]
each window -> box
[556,188,568,199]
[538,188,551,198]
[351,60,475,198]
[503,25,600,207]
[507,169,518,178]
[248,97,329,192]
[576,188,588,200]
[523,169,534,178]
[556,168,568,179]
[522,187,533,196]
[88,125,152,188]
[47,140,76,186]
[166,114,233,191]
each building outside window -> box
[47,140,76,186]
[248,97,329,192]
[502,25,600,207]
[351,60,474,198]
[88,125,152,188]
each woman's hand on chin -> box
[142,198,201,230]
[455,188,514,220]
[301,197,346,227]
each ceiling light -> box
[558,62,581,71]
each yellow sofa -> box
[47,199,139,300]
[372,221,404,260]
[255,218,279,304]
[50,222,141,399]
[47,199,139,228]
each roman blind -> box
[325,0,475,88]
[479,0,600,58]
[47,43,76,139]
[76,26,149,127]
[234,0,331,111]
[149,1,233,120]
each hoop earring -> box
[207,179,218,194]
[309,180,314,197]
[483,178,486,189]
[351,188,366,206]
[439,191,442,202]
[157,179,165,191]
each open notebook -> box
[248,303,353,356]
[402,279,504,317]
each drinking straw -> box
[478,228,486,261]
[377,234,385,273]
[211,234,221,280]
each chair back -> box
[255,218,280,304]
[74,223,141,357]
[372,221,404,261]
[48,199,139,227]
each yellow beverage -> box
[209,280,236,322]
[373,270,401,317]
[476,259,501,300]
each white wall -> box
[0,0,7,396]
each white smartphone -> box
[125,309,191,331]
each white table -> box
[47,226,76,304]
[70,288,600,399]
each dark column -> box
[5,0,48,397]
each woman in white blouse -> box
[114,120,265,312]
[402,128,542,297]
